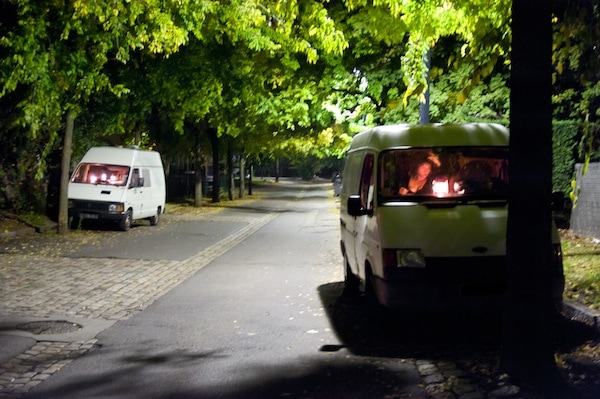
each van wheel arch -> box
[149,207,161,226]
[363,262,388,319]
[363,262,375,297]
[119,209,133,231]
[343,253,360,296]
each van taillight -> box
[382,249,426,268]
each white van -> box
[68,146,166,231]
[340,123,564,310]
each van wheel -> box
[69,217,81,230]
[343,256,360,296]
[119,210,132,231]
[149,208,160,226]
[364,266,388,320]
[364,268,377,305]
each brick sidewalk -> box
[0,208,277,397]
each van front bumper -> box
[373,276,507,311]
[373,256,564,311]
[69,209,127,222]
[68,200,127,221]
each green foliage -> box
[552,120,580,193]
[436,74,510,123]
[551,0,600,172]
[341,0,511,103]
[552,1,600,117]
[561,232,600,311]
[0,0,215,213]
[1,0,598,213]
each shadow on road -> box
[317,281,505,359]
[24,282,600,399]
[317,281,600,397]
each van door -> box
[354,153,376,281]
[341,153,362,274]
[140,168,154,218]
[128,167,145,218]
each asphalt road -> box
[20,180,426,398]
[66,216,250,261]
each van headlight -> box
[108,203,125,213]
[383,249,426,268]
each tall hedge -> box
[552,120,580,193]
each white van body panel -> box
[340,123,564,310]
[68,185,127,203]
[68,147,166,230]
[374,204,507,257]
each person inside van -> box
[398,154,441,195]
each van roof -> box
[348,123,509,152]
[80,146,162,166]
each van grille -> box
[423,256,508,296]
[70,200,108,211]
[425,256,506,284]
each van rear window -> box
[379,147,509,201]
[70,163,130,186]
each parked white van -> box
[340,123,564,311]
[68,146,166,231]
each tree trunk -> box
[135,125,142,146]
[207,127,220,203]
[500,0,565,393]
[227,144,234,201]
[193,127,202,208]
[57,110,74,235]
[248,164,253,196]
[239,153,246,199]
[419,48,431,124]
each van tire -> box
[119,210,132,231]
[343,256,360,296]
[69,217,80,230]
[364,266,388,320]
[364,267,377,305]
[149,208,160,226]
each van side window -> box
[142,168,152,187]
[343,153,363,194]
[130,168,141,188]
[359,154,375,210]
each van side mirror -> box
[347,195,368,217]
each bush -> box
[552,120,580,193]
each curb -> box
[0,226,36,239]
[34,222,58,233]
[562,299,600,332]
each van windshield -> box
[379,147,509,201]
[70,163,130,186]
